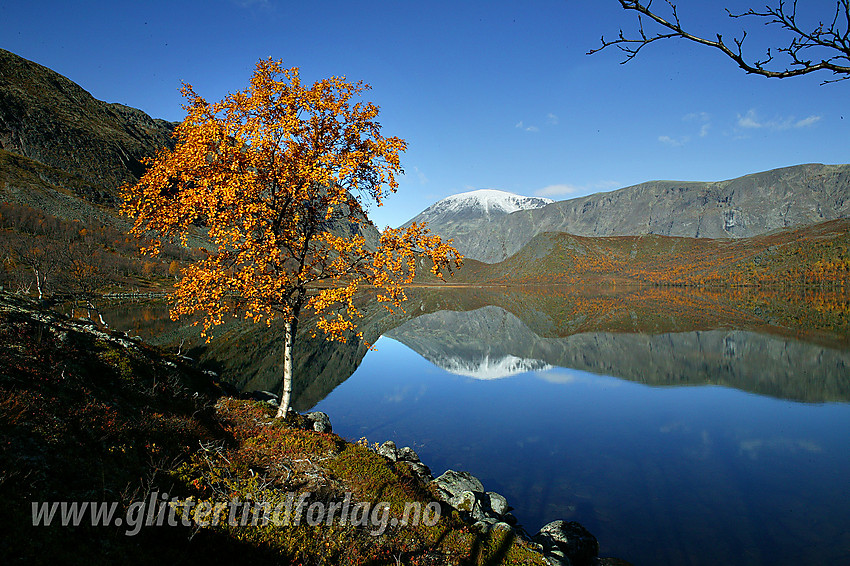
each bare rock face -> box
[404,163,850,262]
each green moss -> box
[1,294,552,565]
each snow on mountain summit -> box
[418,189,553,220]
[399,189,554,260]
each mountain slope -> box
[412,164,850,262]
[452,217,850,289]
[0,48,176,206]
[0,49,380,295]
[402,189,552,260]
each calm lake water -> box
[93,287,850,566]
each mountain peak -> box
[426,189,553,217]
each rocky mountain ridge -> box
[0,48,177,207]
[406,163,850,262]
[0,48,379,256]
[402,188,553,260]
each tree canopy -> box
[121,59,462,415]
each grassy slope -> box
[0,292,546,566]
[446,218,850,289]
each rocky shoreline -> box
[0,290,631,565]
[252,390,632,566]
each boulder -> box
[431,470,484,501]
[378,441,398,461]
[304,411,332,433]
[405,461,433,483]
[397,445,420,462]
[533,520,599,566]
[472,517,499,533]
[449,490,488,521]
[485,491,509,517]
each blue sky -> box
[2,0,848,228]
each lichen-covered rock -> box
[430,470,484,502]
[378,440,398,461]
[485,491,509,517]
[533,520,599,566]
[397,445,420,462]
[405,461,433,484]
[304,411,332,433]
[449,490,489,521]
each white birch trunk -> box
[275,320,294,418]
[34,268,43,300]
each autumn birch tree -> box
[121,59,461,416]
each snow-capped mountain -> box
[407,189,552,225]
[418,189,553,219]
[401,189,553,262]
[432,354,553,380]
[385,306,556,380]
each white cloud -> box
[737,109,762,129]
[546,113,559,125]
[515,120,539,132]
[794,115,822,128]
[534,184,579,197]
[658,135,688,147]
[412,166,428,185]
[533,180,620,198]
[699,123,711,137]
[737,109,822,131]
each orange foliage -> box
[120,58,462,341]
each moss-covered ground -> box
[0,291,546,565]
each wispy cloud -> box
[515,120,539,132]
[683,111,711,122]
[683,111,711,138]
[533,180,620,198]
[658,135,688,147]
[412,166,428,185]
[794,115,822,128]
[516,113,558,132]
[737,109,822,131]
[534,184,579,197]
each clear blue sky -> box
[3,0,848,228]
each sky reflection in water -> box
[312,335,850,566]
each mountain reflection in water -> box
[89,285,850,406]
[87,285,850,566]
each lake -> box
[92,286,850,565]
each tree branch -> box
[588,0,850,83]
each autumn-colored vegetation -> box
[120,59,460,415]
[0,292,544,565]
[0,201,195,298]
[451,218,850,291]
